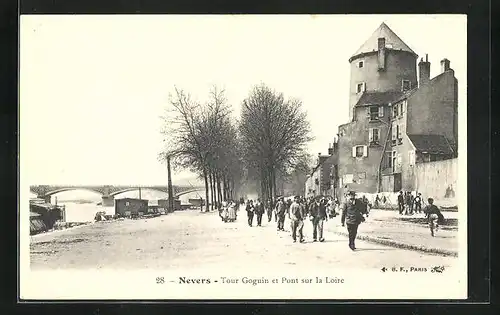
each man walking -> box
[246,200,255,227]
[266,198,273,223]
[255,198,264,227]
[309,197,327,242]
[341,191,365,250]
[276,197,286,231]
[289,196,305,243]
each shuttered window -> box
[352,145,367,158]
[369,128,380,144]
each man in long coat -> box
[276,197,286,231]
[341,191,365,250]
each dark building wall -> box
[349,51,418,121]
[337,106,391,200]
[406,70,458,145]
[115,198,148,216]
[322,153,338,195]
[158,199,181,211]
[188,198,204,207]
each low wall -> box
[415,158,457,208]
[356,158,458,209]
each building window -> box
[392,103,399,118]
[369,128,380,145]
[352,145,368,158]
[402,80,411,92]
[343,174,354,184]
[356,82,366,93]
[386,152,393,169]
[358,61,364,68]
[397,123,404,144]
[409,150,415,166]
[399,101,405,116]
[356,146,364,157]
[126,201,130,206]
[391,151,397,172]
[369,106,379,121]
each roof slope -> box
[351,22,416,59]
[407,134,454,155]
[355,91,403,107]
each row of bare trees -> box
[160,83,312,210]
[159,86,242,211]
[239,84,312,207]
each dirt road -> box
[30,209,456,271]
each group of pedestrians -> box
[221,189,445,248]
[241,191,368,250]
[219,200,239,223]
[396,191,423,215]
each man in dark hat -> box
[289,195,305,243]
[308,196,328,242]
[246,200,255,227]
[276,197,286,231]
[341,191,365,250]
[255,198,265,226]
[397,191,405,215]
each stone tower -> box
[347,22,418,121]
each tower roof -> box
[350,22,417,60]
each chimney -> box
[440,58,450,73]
[377,37,386,71]
[418,54,431,87]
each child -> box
[423,198,445,237]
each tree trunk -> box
[210,170,215,211]
[272,167,277,200]
[203,167,209,212]
[216,171,222,206]
[223,175,228,201]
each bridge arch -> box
[41,187,104,197]
[110,187,169,197]
[175,187,205,198]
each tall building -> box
[336,23,458,199]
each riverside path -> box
[30,207,456,271]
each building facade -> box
[305,141,339,198]
[337,23,458,199]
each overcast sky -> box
[20,14,466,186]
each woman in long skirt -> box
[228,201,237,222]
[221,201,229,222]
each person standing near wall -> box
[397,191,405,215]
[414,193,422,213]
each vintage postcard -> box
[19,14,467,300]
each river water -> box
[31,189,206,223]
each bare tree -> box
[239,84,313,206]
[159,86,243,212]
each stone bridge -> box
[30,185,205,206]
